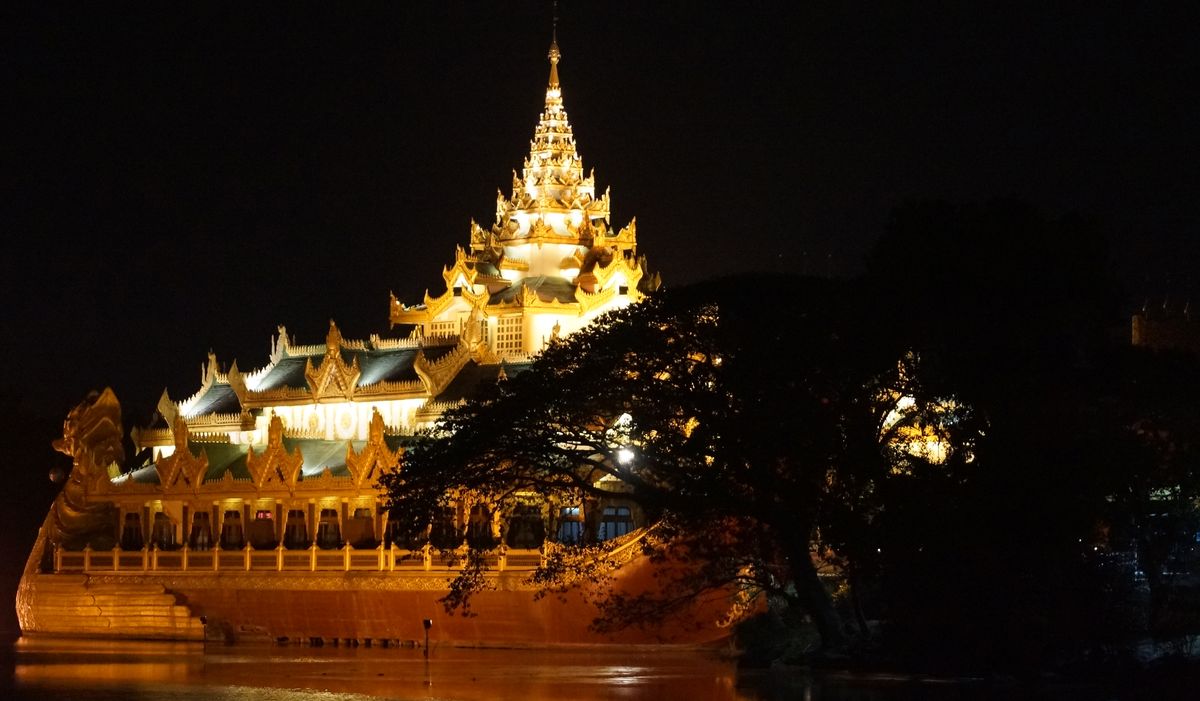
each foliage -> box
[384,200,1200,669]
[381,275,934,651]
[858,199,1200,670]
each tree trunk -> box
[1137,534,1168,632]
[848,568,871,637]
[792,545,849,652]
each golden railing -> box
[52,542,545,575]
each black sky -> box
[3,1,1198,423]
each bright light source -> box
[617,448,635,465]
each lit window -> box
[496,315,523,355]
[598,506,634,541]
[555,506,583,545]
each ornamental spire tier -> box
[499,38,607,246]
[390,37,658,359]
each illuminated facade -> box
[15,40,736,647]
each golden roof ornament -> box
[547,39,561,89]
[485,25,614,245]
[246,413,304,492]
[548,0,561,88]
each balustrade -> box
[51,542,546,575]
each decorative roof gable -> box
[305,320,362,401]
[156,416,209,494]
[345,409,401,489]
[246,413,304,492]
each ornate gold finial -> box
[548,0,561,88]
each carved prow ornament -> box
[36,389,125,555]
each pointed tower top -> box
[548,41,561,89]
[547,1,562,91]
[479,2,610,245]
[547,1,559,96]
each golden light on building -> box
[14,36,738,648]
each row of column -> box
[115,499,384,551]
[112,499,639,552]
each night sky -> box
[1,3,1198,600]
[5,2,1199,418]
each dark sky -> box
[3,2,1198,422]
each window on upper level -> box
[431,320,459,337]
[495,315,523,355]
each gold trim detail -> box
[246,414,304,492]
[156,417,209,494]
[305,320,362,402]
[345,409,401,490]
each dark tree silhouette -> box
[863,199,1128,670]
[383,200,1200,668]
[381,275,939,652]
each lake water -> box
[0,638,1118,700]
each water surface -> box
[0,638,1113,700]
[5,639,746,701]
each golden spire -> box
[548,2,561,89]
[487,4,610,243]
[548,41,561,89]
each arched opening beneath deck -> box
[428,507,462,550]
[188,511,212,550]
[345,507,376,548]
[283,509,308,549]
[316,508,342,549]
[120,512,144,550]
[505,503,546,549]
[220,510,244,549]
[466,503,497,550]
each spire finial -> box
[547,1,561,88]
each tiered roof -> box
[391,40,657,329]
[126,38,652,490]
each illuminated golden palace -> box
[15,40,739,647]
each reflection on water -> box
[0,638,1107,701]
[5,639,746,701]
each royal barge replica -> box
[16,38,745,647]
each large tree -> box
[863,199,1132,668]
[381,275,932,652]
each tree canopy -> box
[382,274,941,650]
[383,200,1200,669]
